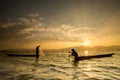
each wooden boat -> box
[70,53,115,61]
[6,53,36,57]
[5,46,41,57]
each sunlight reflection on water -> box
[0,50,120,80]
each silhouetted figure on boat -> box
[69,49,115,61]
[69,49,78,60]
[36,46,40,59]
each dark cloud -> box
[0,14,43,41]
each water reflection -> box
[72,60,79,80]
[71,58,97,80]
[35,58,39,62]
[85,64,92,71]
[31,57,41,73]
[83,62,97,78]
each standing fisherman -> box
[36,46,40,59]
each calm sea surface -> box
[0,50,120,80]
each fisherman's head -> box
[72,49,75,51]
[70,49,74,55]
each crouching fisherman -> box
[69,49,78,60]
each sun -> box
[83,41,89,46]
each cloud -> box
[1,13,119,49]
[0,13,44,41]
[0,22,17,28]
[28,13,39,17]
[0,20,94,41]
[0,13,95,47]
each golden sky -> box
[0,0,120,49]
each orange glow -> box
[42,41,82,49]
[85,50,89,56]
[83,41,89,46]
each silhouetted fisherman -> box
[36,46,40,59]
[69,49,78,59]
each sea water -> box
[0,49,120,80]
